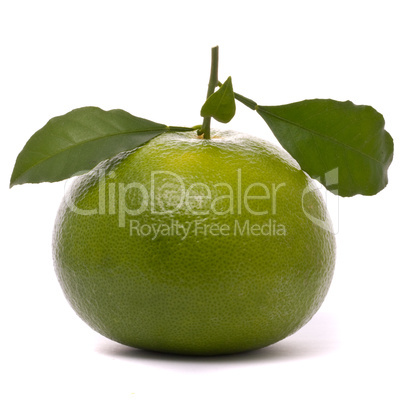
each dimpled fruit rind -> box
[53,129,336,355]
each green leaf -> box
[235,93,393,197]
[201,76,236,123]
[10,107,192,187]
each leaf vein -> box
[260,109,384,166]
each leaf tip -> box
[9,170,17,189]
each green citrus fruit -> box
[53,130,336,355]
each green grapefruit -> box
[53,130,336,355]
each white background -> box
[1,1,401,401]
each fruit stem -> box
[200,46,219,140]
